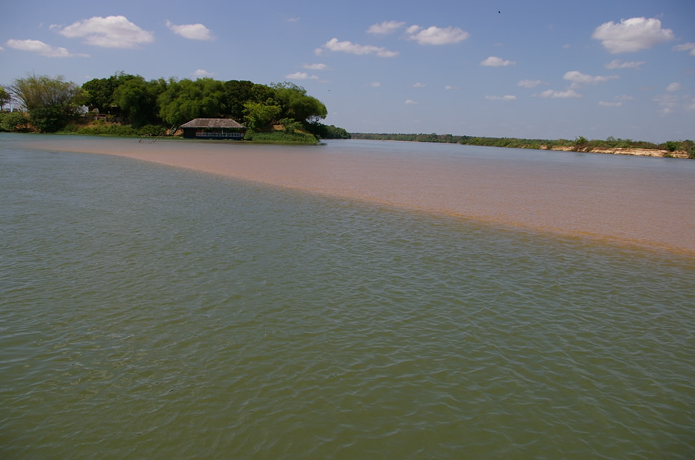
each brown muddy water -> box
[25,135,695,255]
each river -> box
[1,134,693,459]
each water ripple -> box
[1,140,694,459]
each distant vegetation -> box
[351,133,695,159]
[0,73,350,142]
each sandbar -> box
[25,137,695,256]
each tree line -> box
[351,133,695,158]
[0,73,350,140]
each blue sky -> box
[1,0,694,142]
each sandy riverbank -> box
[548,146,680,157]
[25,137,695,255]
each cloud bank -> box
[486,95,517,101]
[592,17,674,53]
[405,25,469,45]
[166,20,213,41]
[674,42,695,56]
[480,56,515,67]
[286,72,319,80]
[564,70,618,88]
[605,59,645,69]
[365,20,470,45]
[536,89,582,99]
[518,79,546,88]
[367,21,406,35]
[54,15,154,49]
[5,39,88,58]
[317,38,398,57]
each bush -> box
[664,141,679,152]
[59,123,165,137]
[684,140,695,159]
[245,130,317,144]
[30,106,75,133]
[278,118,303,135]
[0,111,30,132]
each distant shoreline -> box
[350,133,695,159]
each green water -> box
[1,135,694,459]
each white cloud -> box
[5,38,89,57]
[411,82,426,88]
[653,94,678,116]
[303,63,328,70]
[518,79,546,88]
[286,17,300,23]
[444,85,458,90]
[652,93,695,115]
[674,42,695,56]
[166,20,213,41]
[598,94,635,107]
[563,70,618,88]
[319,38,398,57]
[536,89,582,99]
[55,15,154,48]
[366,82,381,87]
[405,25,469,45]
[605,59,645,69]
[367,20,406,35]
[592,17,674,54]
[0,46,4,52]
[405,99,417,105]
[481,56,515,67]
[286,72,318,80]
[666,82,681,92]
[485,95,517,101]
[192,69,215,78]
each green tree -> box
[574,136,589,150]
[243,100,281,130]
[0,86,11,110]
[664,141,679,152]
[223,80,274,121]
[9,74,83,132]
[158,78,226,126]
[306,122,351,139]
[278,117,303,134]
[82,73,123,114]
[0,111,29,132]
[270,82,327,125]
[112,75,164,127]
[684,140,695,159]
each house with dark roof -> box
[180,118,247,140]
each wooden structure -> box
[180,118,246,140]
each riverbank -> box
[546,145,682,158]
[352,133,695,159]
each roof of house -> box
[180,118,246,129]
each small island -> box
[0,73,350,144]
